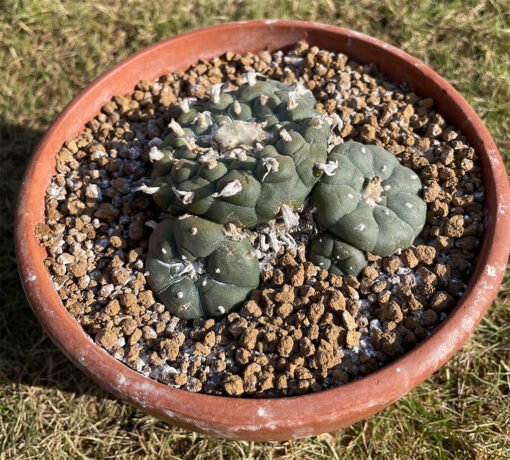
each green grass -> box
[1,0,509,458]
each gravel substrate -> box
[35,41,485,397]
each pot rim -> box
[14,19,510,441]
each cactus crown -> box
[146,215,259,320]
[313,141,427,257]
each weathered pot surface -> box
[15,20,510,441]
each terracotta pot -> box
[15,20,510,441]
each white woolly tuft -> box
[212,179,243,198]
[215,120,266,151]
[182,137,198,150]
[286,83,310,111]
[232,100,242,115]
[246,71,257,86]
[280,128,292,143]
[195,112,209,128]
[149,146,165,162]
[287,93,298,110]
[281,204,300,231]
[261,157,280,181]
[169,119,185,137]
[198,150,218,169]
[172,187,194,204]
[179,98,191,113]
[211,83,222,104]
[325,113,344,131]
[133,184,160,194]
[294,82,310,96]
[315,159,339,176]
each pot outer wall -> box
[15,20,510,441]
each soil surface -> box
[36,41,485,397]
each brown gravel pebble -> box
[36,41,484,398]
[96,329,118,350]
[400,249,419,268]
[430,291,455,311]
[223,374,244,396]
[415,245,437,265]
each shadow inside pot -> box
[0,120,108,397]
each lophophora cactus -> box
[149,77,329,227]
[309,233,367,276]
[146,215,260,320]
[313,141,427,257]
[145,78,428,319]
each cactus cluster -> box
[146,77,427,319]
[149,77,329,227]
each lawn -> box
[1,0,509,458]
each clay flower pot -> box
[15,20,510,441]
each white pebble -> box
[85,184,102,201]
[99,284,114,297]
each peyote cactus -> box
[312,141,427,257]
[309,233,367,276]
[146,215,260,320]
[149,77,329,227]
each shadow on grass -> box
[0,121,109,398]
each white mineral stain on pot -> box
[117,374,127,388]
[257,405,274,419]
[497,190,508,215]
[485,265,497,278]
[291,427,316,439]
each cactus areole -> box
[146,79,427,319]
